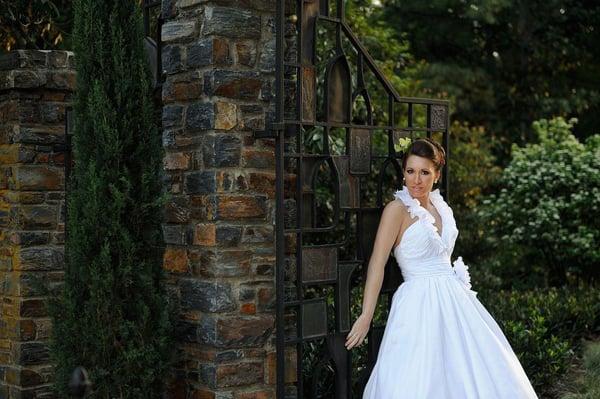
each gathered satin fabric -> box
[362,186,539,399]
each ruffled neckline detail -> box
[393,185,456,253]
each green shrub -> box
[479,117,600,286]
[481,286,600,397]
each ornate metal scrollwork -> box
[262,0,451,397]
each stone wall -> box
[0,3,279,397]
[159,0,278,398]
[0,50,75,398]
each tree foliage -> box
[381,0,600,162]
[48,1,174,397]
[0,0,73,52]
[479,117,600,286]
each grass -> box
[556,339,600,399]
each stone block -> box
[34,319,51,340]
[46,71,76,90]
[214,101,237,130]
[205,70,262,100]
[265,349,296,384]
[17,246,64,271]
[258,38,275,72]
[240,148,274,169]
[19,320,36,341]
[162,45,184,75]
[164,196,191,223]
[215,315,274,347]
[241,225,273,244]
[185,102,214,130]
[217,195,267,220]
[184,170,216,194]
[20,299,47,318]
[216,362,263,387]
[12,166,63,191]
[48,51,68,68]
[176,0,203,8]
[15,342,50,366]
[235,389,274,399]
[15,205,58,230]
[162,20,198,43]
[163,78,203,103]
[164,151,191,170]
[12,70,47,89]
[11,232,51,248]
[179,279,235,312]
[247,171,276,198]
[235,41,257,67]
[163,246,189,273]
[240,303,256,315]
[215,225,241,247]
[257,287,275,312]
[187,37,231,68]
[13,126,65,146]
[202,134,241,168]
[192,249,251,278]
[203,7,261,39]
[162,105,184,128]
[197,313,217,345]
[193,223,216,246]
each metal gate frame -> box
[260,1,452,397]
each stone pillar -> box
[0,50,75,399]
[160,0,277,398]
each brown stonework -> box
[0,49,75,398]
[217,195,267,220]
[162,2,276,396]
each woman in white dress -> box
[345,138,539,398]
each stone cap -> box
[0,50,76,91]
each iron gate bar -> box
[274,0,286,396]
[263,1,451,397]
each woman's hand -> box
[345,313,371,350]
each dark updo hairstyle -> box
[401,137,446,172]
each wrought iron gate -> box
[253,0,451,397]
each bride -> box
[346,138,539,398]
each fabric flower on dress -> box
[452,256,478,297]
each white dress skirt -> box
[362,186,539,399]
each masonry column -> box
[0,49,75,399]
[160,0,278,397]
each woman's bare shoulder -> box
[382,197,410,222]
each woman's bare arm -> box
[345,199,408,349]
[360,200,407,319]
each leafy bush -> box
[481,286,600,398]
[447,121,502,265]
[479,117,600,286]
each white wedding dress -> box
[362,186,539,399]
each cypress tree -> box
[49,1,174,397]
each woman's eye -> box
[422,171,429,175]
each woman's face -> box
[403,155,440,198]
